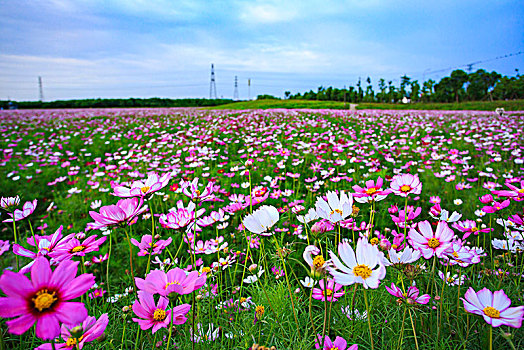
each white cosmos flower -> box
[300,276,317,288]
[315,191,353,223]
[328,238,386,289]
[242,205,279,236]
[440,209,462,223]
[382,246,421,267]
[297,207,319,224]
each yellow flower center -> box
[165,281,181,289]
[195,190,201,196]
[32,289,57,312]
[352,205,360,216]
[153,308,167,321]
[202,267,211,274]
[240,297,247,303]
[365,188,377,195]
[452,251,459,258]
[330,209,343,216]
[428,238,440,249]
[471,227,478,232]
[323,288,333,297]
[313,255,325,269]
[65,336,83,347]
[447,277,455,283]
[518,189,524,194]
[392,244,398,249]
[330,347,339,350]
[370,237,379,245]
[400,185,411,192]
[353,264,372,279]
[483,306,500,318]
[71,245,86,253]
[256,305,265,315]
[141,186,150,194]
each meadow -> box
[0,107,523,350]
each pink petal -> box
[6,313,35,335]
[36,313,61,339]
[55,302,88,327]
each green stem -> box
[408,308,420,350]
[124,229,138,297]
[363,289,374,350]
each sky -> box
[0,0,523,101]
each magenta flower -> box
[352,177,391,203]
[130,235,172,256]
[2,199,37,222]
[452,220,492,240]
[312,279,345,302]
[408,221,454,259]
[391,206,422,228]
[112,172,172,198]
[88,197,147,231]
[135,268,207,297]
[50,235,107,262]
[492,180,524,199]
[36,313,108,349]
[385,283,430,305]
[461,287,524,328]
[182,177,216,202]
[0,195,20,211]
[315,334,357,350]
[159,200,204,230]
[0,257,95,339]
[390,173,422,197]
[132,291,190,333]
[482,199,510,213]
[478,194,494,204]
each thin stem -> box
[124,229,138,297]
[363,289,374,350]
[165,309,174,350]
[408,308,420,350]
[106,232,112,297]
[12,220,19,271]
[489,326,493,350]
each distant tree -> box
[364,77,375,102]
[410,80,420,102]
[284,91,291,99]
[449,69,469,103]
[400,75,411,98]
[378,78,387,102]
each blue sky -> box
[1,0,522,101]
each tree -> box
[400,75,411,98]
[284,91,291,99]
[410,80,420,102]
[449,69,468,103]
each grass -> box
[205,98,524,111]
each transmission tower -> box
[248,78,251,100]
[38,76,44,101]
[233,76,239,100]
[209,64,217,99]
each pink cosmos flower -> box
[159,200,204,230]
[408,221,454,259]
[482,199,510,213]
[112,172,172,198]
[182,177,216,202]
[132,291,190,333]
[130,235,172,256]
[2,199,37,222]
[49,235,107,262]
[0,240,10,256]
[385,283,430,305]
[492,180,524,199]
[461,287,524,328]
[88,197,147,231]
[391,206,422,228]
[0,257,94,339]
[429,196,441,204]
[312,279,345,302]
[135,268,207,297]
[390,173,422,197]
[452,220,492,240]
[0,195,20,211]
[352,177,391,203]
[478,194,494,204]
[36,313,109,349]
[88,289,106,299]
[315,334,357,350]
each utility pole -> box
[248,78,251,100]
[209,64,217,99]
[38,76,44,102]
[233,76,239,100]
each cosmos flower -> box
[242,205,279,236]
[315,334,357,350]
[385,283,430,305]
[88,197,147,231]
[352,177,391,203]
[328,239,386,289]
[135,268,207,297]
[35,313,108,349]
[132,291,190,333]
[0,195,20,211]
[159,200,204,230]
[452,220,492,240]
[461,287,524,328]
[438,271,466,286]
[303,245,326,276]
[50,235,107,262]
[190,323,220,343]
[315,191,353,223]
[482,200,510,213]
[390,173,422,197]
[130,235,172,256]
[0,257,94,339]
[182,178,216,202]
[2,199,37,222]
[312,279,345,302]
[381,246,421,267]
[408,221,454,259]
[112,172,172,198]
[0,240,10,256]
[492,180,524,198]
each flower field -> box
[0,107,523,350]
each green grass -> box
[205,99,524,111]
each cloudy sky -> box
[1,0,522,101]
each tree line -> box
[284,69,524,103]
[0,97,233,110]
